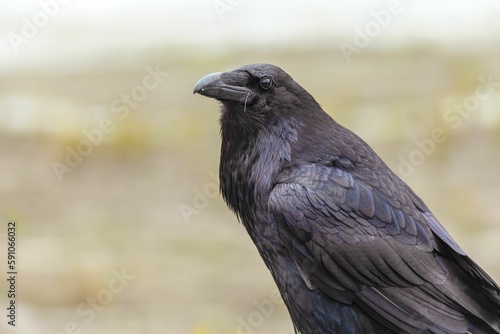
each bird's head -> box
[194,64,324,139]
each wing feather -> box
[269,164,500,333]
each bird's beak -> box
[193,72,252,103]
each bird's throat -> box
[219,117,298,226]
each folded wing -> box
[269,164,500,333]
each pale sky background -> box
[1,0,500,74]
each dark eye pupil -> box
[260,77,272,89]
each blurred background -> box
[1,1,500,333]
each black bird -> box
[193,64,500,334]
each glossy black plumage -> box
[194,64,500,334]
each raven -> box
[194,64,500,334]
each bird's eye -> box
[260,77,273,90]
